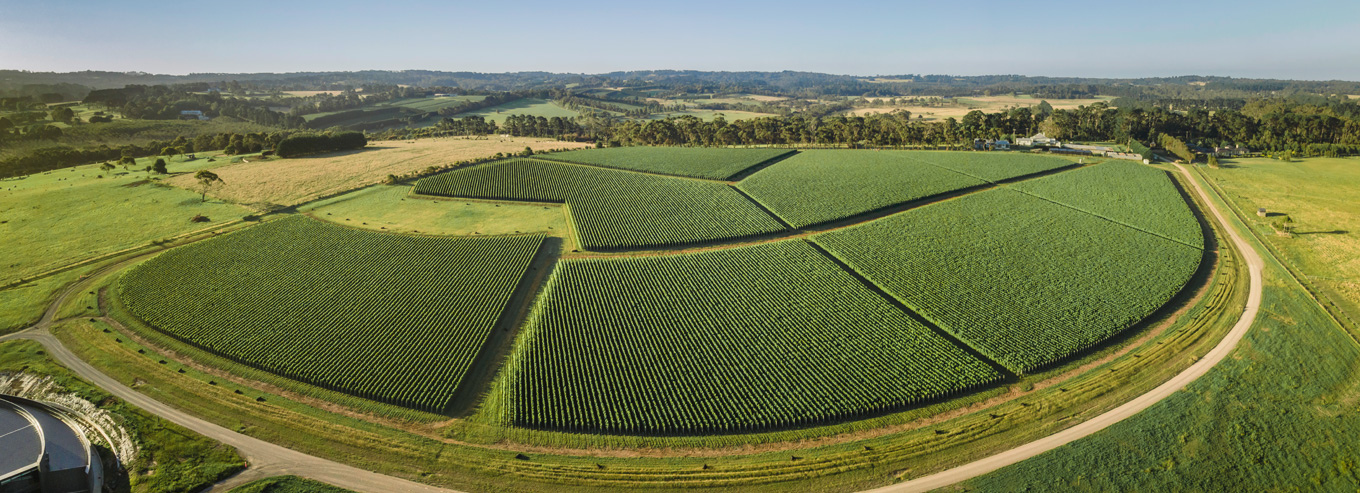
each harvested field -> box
[164,137,592,208]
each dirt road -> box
[863,163,1265,492]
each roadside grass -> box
[299,184,570,238]
[161,137,591,208]
[0,337,244,493]
[0,264,97,334]
[229,475,356,493]
[448,98,580,124]
[0,158,250,284]
[57,164,1250,491]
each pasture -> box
[300,184,570,237]
[448,98,579,124]
[163,137,591,208]
[537,146,794,179]
[844,95,1116,121]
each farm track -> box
[0,162,1264,493]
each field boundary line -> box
[861,162,1264,493]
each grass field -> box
[299,184,570,237]
[162,137,592,208]
[964,165,1360,491]
[643,109,777,121]
[0,158,250,284]
[1203,156,1360,324]
[382,95,487,112]
[449,98,579,124]
[0,338,244,493]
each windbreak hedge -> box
[275,132,367,157]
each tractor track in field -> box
[0,162,1264,493]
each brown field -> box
[845,96,1115,120]
[164,137,592,208]
[282,90,343,97]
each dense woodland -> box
[5,71,1360,177]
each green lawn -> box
[299,184,570,238]
[449,98,580,124]
[0,158,251,285]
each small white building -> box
[1016,132,1059,147]
[179,110,209,121]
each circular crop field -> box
[117,149,1204,436]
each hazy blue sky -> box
[3,0,1358,79]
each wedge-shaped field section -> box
[814,189,1202,373]
[1007,160,1204,248]
[536,147,795,180]
[495,240,1002,434]
[414,159,787,250]
[737,150,1073,228]
[905,151,1076,182]
[118,216,544,412]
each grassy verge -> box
[0,336,243,492]
[229,476,356,493]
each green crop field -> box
[491,240,1001,434]
[738,150,986,227]
[815,189,1203,372]
[448,98,579,124]
[413,159,787,250]
[536,147,794,180]
[1009,160,1204,247]
[738,150,1075,228]
[118,216,544,411]
[298,184,569,237]
[903,151,1075,182]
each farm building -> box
[178,110,209,121]
[1065,143,1114,152]
[1216,145,1251,156]
[0,395,103,493]
[1016,133,1059,147]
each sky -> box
[2,0,1359,80]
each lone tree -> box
[194,170,222,202]
[160,146,181,162]
[152,158,168,174]
[99,162,115,174]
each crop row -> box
[737,150,988,227]
[814,188,1202,373]
[493,240,1001,434]
[536,147,795,180]
[1007,160,1204,248]
[737,150,1074,228]
[118,216,544,412]
[413,159,787,250]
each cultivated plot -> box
[119,216,544,411]
[495,240,1001,434]
[815,189,1202,373]
[413,159,787,250]
[536,147,795,180]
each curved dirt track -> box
[0,162,1263,493]
[864,163,1265,492]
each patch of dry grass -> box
[164,137,592,208]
